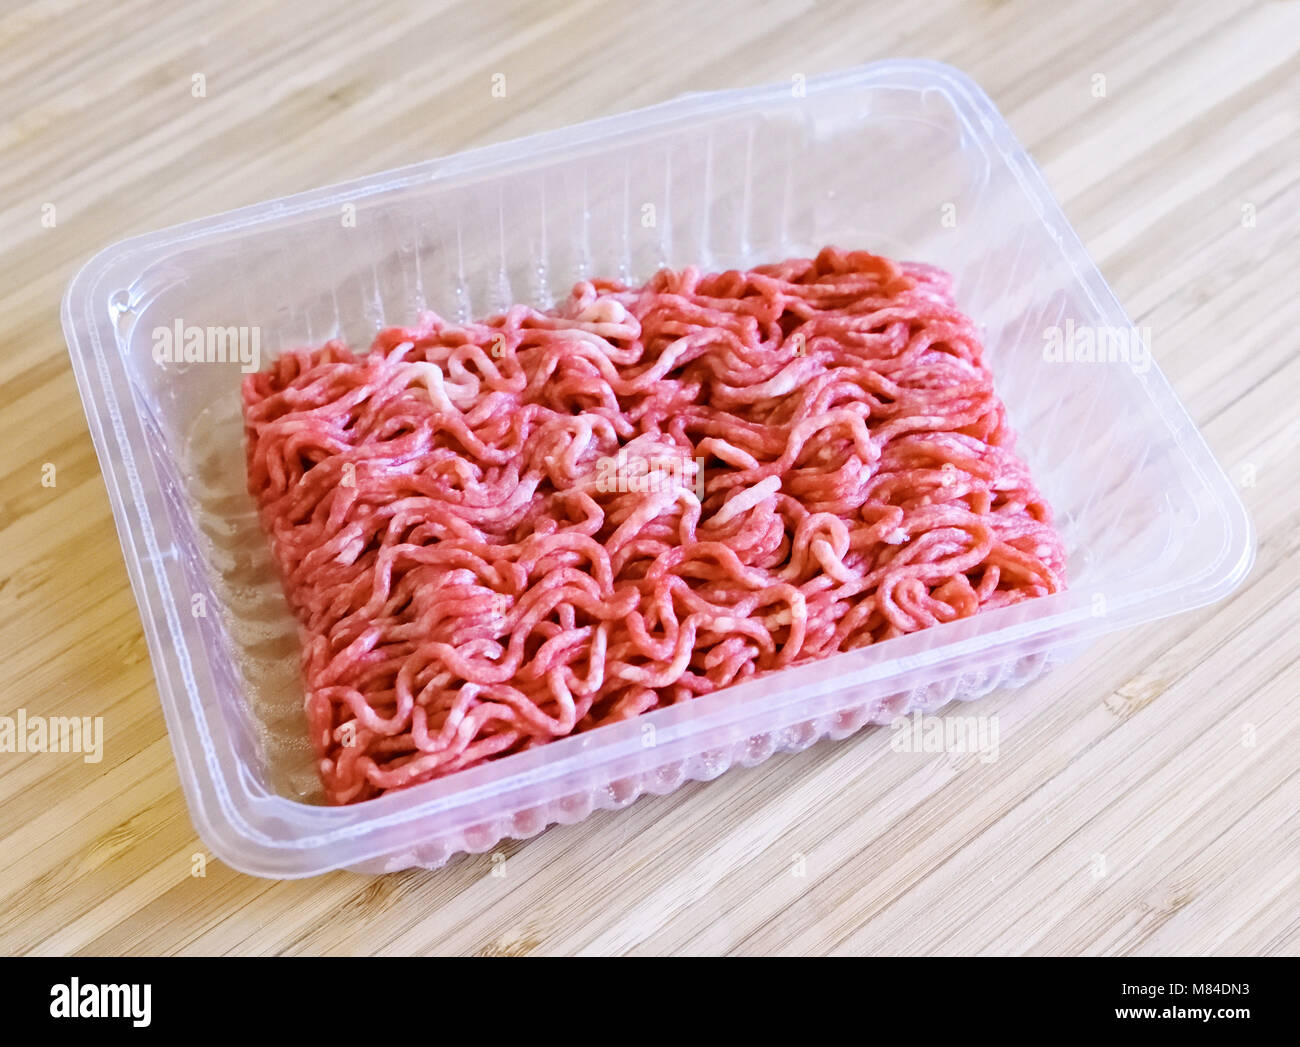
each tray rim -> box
[60,57,1255,877]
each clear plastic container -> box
[61,60,1253,877]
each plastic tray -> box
[61,60,1253,877]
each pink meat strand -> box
[242,247,1067,804]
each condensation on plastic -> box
[62,61,1253,878]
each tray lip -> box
[61,57,1255,877]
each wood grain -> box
[1,0,1296,956]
